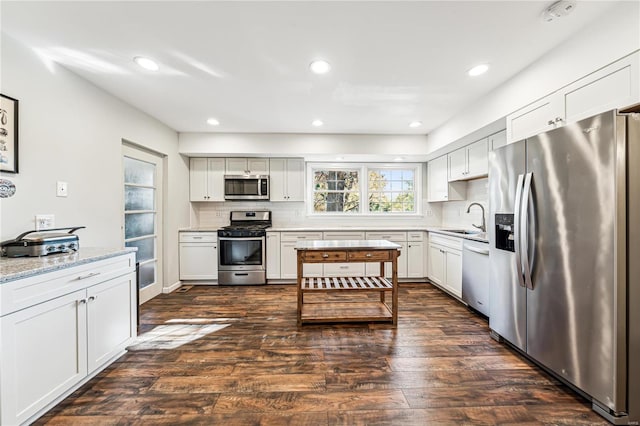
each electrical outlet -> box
[426,209,433,217]
[35,214,55,230]
[215,210,223,217]
[57,181,68,197]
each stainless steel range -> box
[217,210,271,285]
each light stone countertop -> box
[295,240,402,250]
[0,247,137,284]
[178,226,489,243]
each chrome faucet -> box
[466,202,486,233]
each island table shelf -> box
[295,240,401,326]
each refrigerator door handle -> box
[514,174,526,288]
[521,172,534,290]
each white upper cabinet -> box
[488,129,507,151]
[225,158,269,175]
[447,138,488,181]
[507,51,639,143]
[427,155,465,202]
[189,158,225,202]
[269,158,304,202]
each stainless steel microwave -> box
[224,175,269,200]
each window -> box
[308,163,421,215]
[368,168,415,213]
[313,169,360,213]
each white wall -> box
[0,35,190,290]
[426,1,640,153]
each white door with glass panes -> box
[123,145,163,304]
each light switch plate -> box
[57,181,68,197]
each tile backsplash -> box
[441,178,488,230]
[192,197,443,229]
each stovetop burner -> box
[218,210,272,238]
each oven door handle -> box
[218,236,266,242]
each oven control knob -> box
[46,245,56,251]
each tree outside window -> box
[313,170,360,213]
[368,169,415,213]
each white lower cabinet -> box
[0,253,136,426]
[280,232,323,279]
[322,231,366,277]
[179,232,218,281]
[87,275,137,371]
[407,241,425,278]
[266,232,281,279]
[428,233,463,298]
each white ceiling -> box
[1,1,621,135]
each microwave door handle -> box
[514,174,526,288]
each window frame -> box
[306,162,422,216]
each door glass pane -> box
[126,237,155,262]
[125,213,155,239]
[138,262,155,289]
[124,157,154,186]
[124,153,157,291]
[125,186,154,211]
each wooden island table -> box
[295,240,401,326]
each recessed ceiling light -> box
[206,118,220,126]
[468,64,489,77]
[133,56,159,71]
[312,119,324,127]
[409,121,423,128]
[309,59,331,74]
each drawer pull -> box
[76,272,100,281]
[366,253,372,258]
[192,236,203,240]
[340,266,349,269]
[298,237,306,239]
[322,253,329,258]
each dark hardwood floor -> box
[36,283,607,425]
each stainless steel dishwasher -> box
[462,239,490,316]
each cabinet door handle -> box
[88,296,97,302]
[555,117,563,123]
[76,272,100,281]
[77,299,87,305]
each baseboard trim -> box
[163,281,182,293]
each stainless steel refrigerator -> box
[488,109,640,424]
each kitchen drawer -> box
[407,231,425,242]
[281,232,324,242]
[303,251,347,262]
[179,232,217,243]
[1,253,136,317]
[348,251,391,262]
[323,263,366,277]
[323,231,366,240]
[429,233,463,250]
[365,232,406,242]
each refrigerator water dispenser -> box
[495,214,515,252]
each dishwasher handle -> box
[463,244,489,256]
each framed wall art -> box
[0,94,19,173]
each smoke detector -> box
[542,0,577,22]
